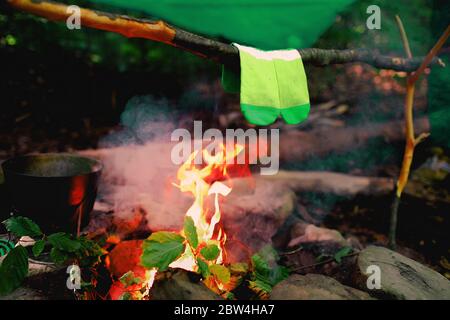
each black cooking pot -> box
[1,153,102,234]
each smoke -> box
[100,95,178,148]
[92,92,293,255]
[96,95,191,231]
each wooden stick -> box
[260,171,393,196]
[389,17,450,249]
[7,0,444,71]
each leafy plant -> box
[248,247,290,298]
[140,218,235,293]
[0,216,105,296]
[139,223,292,300]
[333,246,353,263]
[140,222,233,287]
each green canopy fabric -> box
[428,0,450,148]
[94,0,354,49]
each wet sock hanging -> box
[222,43,310,126]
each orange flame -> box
[169,143,243,275]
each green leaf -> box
[230,262,249,274]
[0,246,29,296]
[141,231,185,271]
[119,292,132,300]
[252,254,271,279]
[196,258,210,278]
[209,264,230,284]
[270,265,290,285]
[250,252,289,294]
[75,237,105,267]
[47,233,81,252]
[200,244,220,261]
[50,247,69,264]
[226,292,235,300]
[3,216,42,237]
[119,271,143,288]
[32,239,46,257]
[183,216,198,249]
[315,253,330,262]
[248,279,272,295]
[334,246,352,264]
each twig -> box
[279,247,303,256]
[389,17,450,249]
[28,258,57,266]
[289,251,360,273]
[410,25,450,83]
[7,0,444,72]
[395,15,413,59]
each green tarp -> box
[94,0,354,49]
[428,0,450,148]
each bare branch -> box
[7,0,445,72]
[409,24,450,83]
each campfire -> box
[108,143,247,299]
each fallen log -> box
[279,116,430,162]
[77,146,394,197]
[260,171,393,196]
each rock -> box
[27,260,60,277]
[354,246,450,300]
[151,270,221,300]
[282,241,358,285]
[0,287,46,300]
[1,267,74,300]
[288,222,347,248]
[221,177,296,253]
[270,274,373,300]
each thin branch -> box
[389,17,450,250]
[395,15,412,59]
[410,25,450,83]
[414,132,430,146]
[7,0,444,71]
[389,16,416,250]
[289,251,360,273]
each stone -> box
[354,246,450,300]
[270,274,373,300]
[151,270,221,300]
[221,177,297,253]
[288,222,347,247]
[0,287,46,300]
[0,267,73,300]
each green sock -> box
[222,44,310,126]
